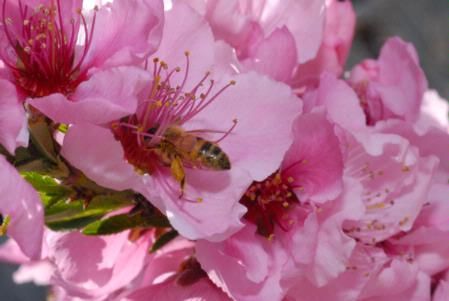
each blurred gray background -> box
[0,1,447,300]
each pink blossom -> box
[0,156,44,259]
[292,0,356,90]
[0,0,164,124]
[194,112,353,300]
[349,37,428,125]
[60,2,301,241]
[343,130,438,244]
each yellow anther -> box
[197,197,203,203]
[184,50,190,56]
[175,67,181,72]
[153,57,159,63]
[76,8,82,14]
[367,202,385,210]
[287,176,294,183]
[230,80,236,85]
[267,234,275,241]
[23,19,30,26]
[282,202,289,208]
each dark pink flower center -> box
[241,172,299,238]
[1,0,96,97]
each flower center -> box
[112,54,236,178]
[241,172,299,238]
[1,0,96,97]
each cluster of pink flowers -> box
[0,0,447,300]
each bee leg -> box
[170,156,186,197]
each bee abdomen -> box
[198,141,231,170]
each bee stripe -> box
[212,146,222,156]
[199,142,213,154]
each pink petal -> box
[257,0,326,63]
[360,259,419,300]
[13,260,55,286]
[188,72,302,182]
[288,177,364,286]
[123,278,232,301]
[61,124,147,193]
[200,0,264,59]
[0,156,44,259]
[154,2,217,89]
[393,227,449,276]
[48,231,151,299]
[350,37,427,123]
[28,67,150,124]
[285,245,387,301]
[140,166,248,241]
[417,90,449,131]
[344,135,438,243]
[0,79,28,154]
[282,111,343,203]
[293,0,356,88]
[84,0,164,68]
[242,26,297,83]
[303,73,366,131]
[196,224,288,301]
[362,271,431,301]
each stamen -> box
[0,0,96,97]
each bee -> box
[153,126,231,194]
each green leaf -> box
[83,213,146,235]
[22,172,75,207]
[150,230,178,253]
[83,209,171,236]
[45,192,134,231]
